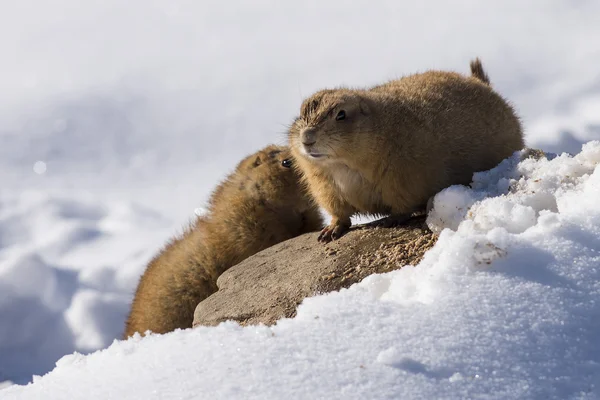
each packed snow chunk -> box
[425,185,481,233]
[469,199,537,234]
[54,352,88,370]
[556,147,600,225]
[577,140,600,164]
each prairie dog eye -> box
[281,159,293,168]
[335,110,346,121]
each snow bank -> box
[4,142,599,399]
[0,192,170,384]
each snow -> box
[0,192,169,383]
[1,0,600,397]
[3,142,600,399]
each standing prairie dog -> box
[124,145,323,337]
[289,59,524,242]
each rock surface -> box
[193,216,437,328]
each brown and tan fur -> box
[288,58,524,242]
[124,145,323,337]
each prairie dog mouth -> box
[301,145,327,159]
[307,153,326,159]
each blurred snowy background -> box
[1,0,599,386]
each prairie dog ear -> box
[359,99,370,116]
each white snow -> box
[3,142,600,399]
[1,0,600,397]
[0,191,169,383]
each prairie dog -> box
[124,145,323,337]
[288,59,524,242]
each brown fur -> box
[470,57,490,85]
[124,145,323,337]
[288,59,524,242]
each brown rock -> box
[192,216,437,328]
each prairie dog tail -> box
[470,58,491,85]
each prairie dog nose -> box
[300,128,317,145]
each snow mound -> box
[4,142,599,399]
[0,192,170,384]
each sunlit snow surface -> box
[4,143,600,399]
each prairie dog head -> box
[212,145,316,213]
[289,89,373,164]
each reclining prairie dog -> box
[288,59,524,242]
[124,145,323,337]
